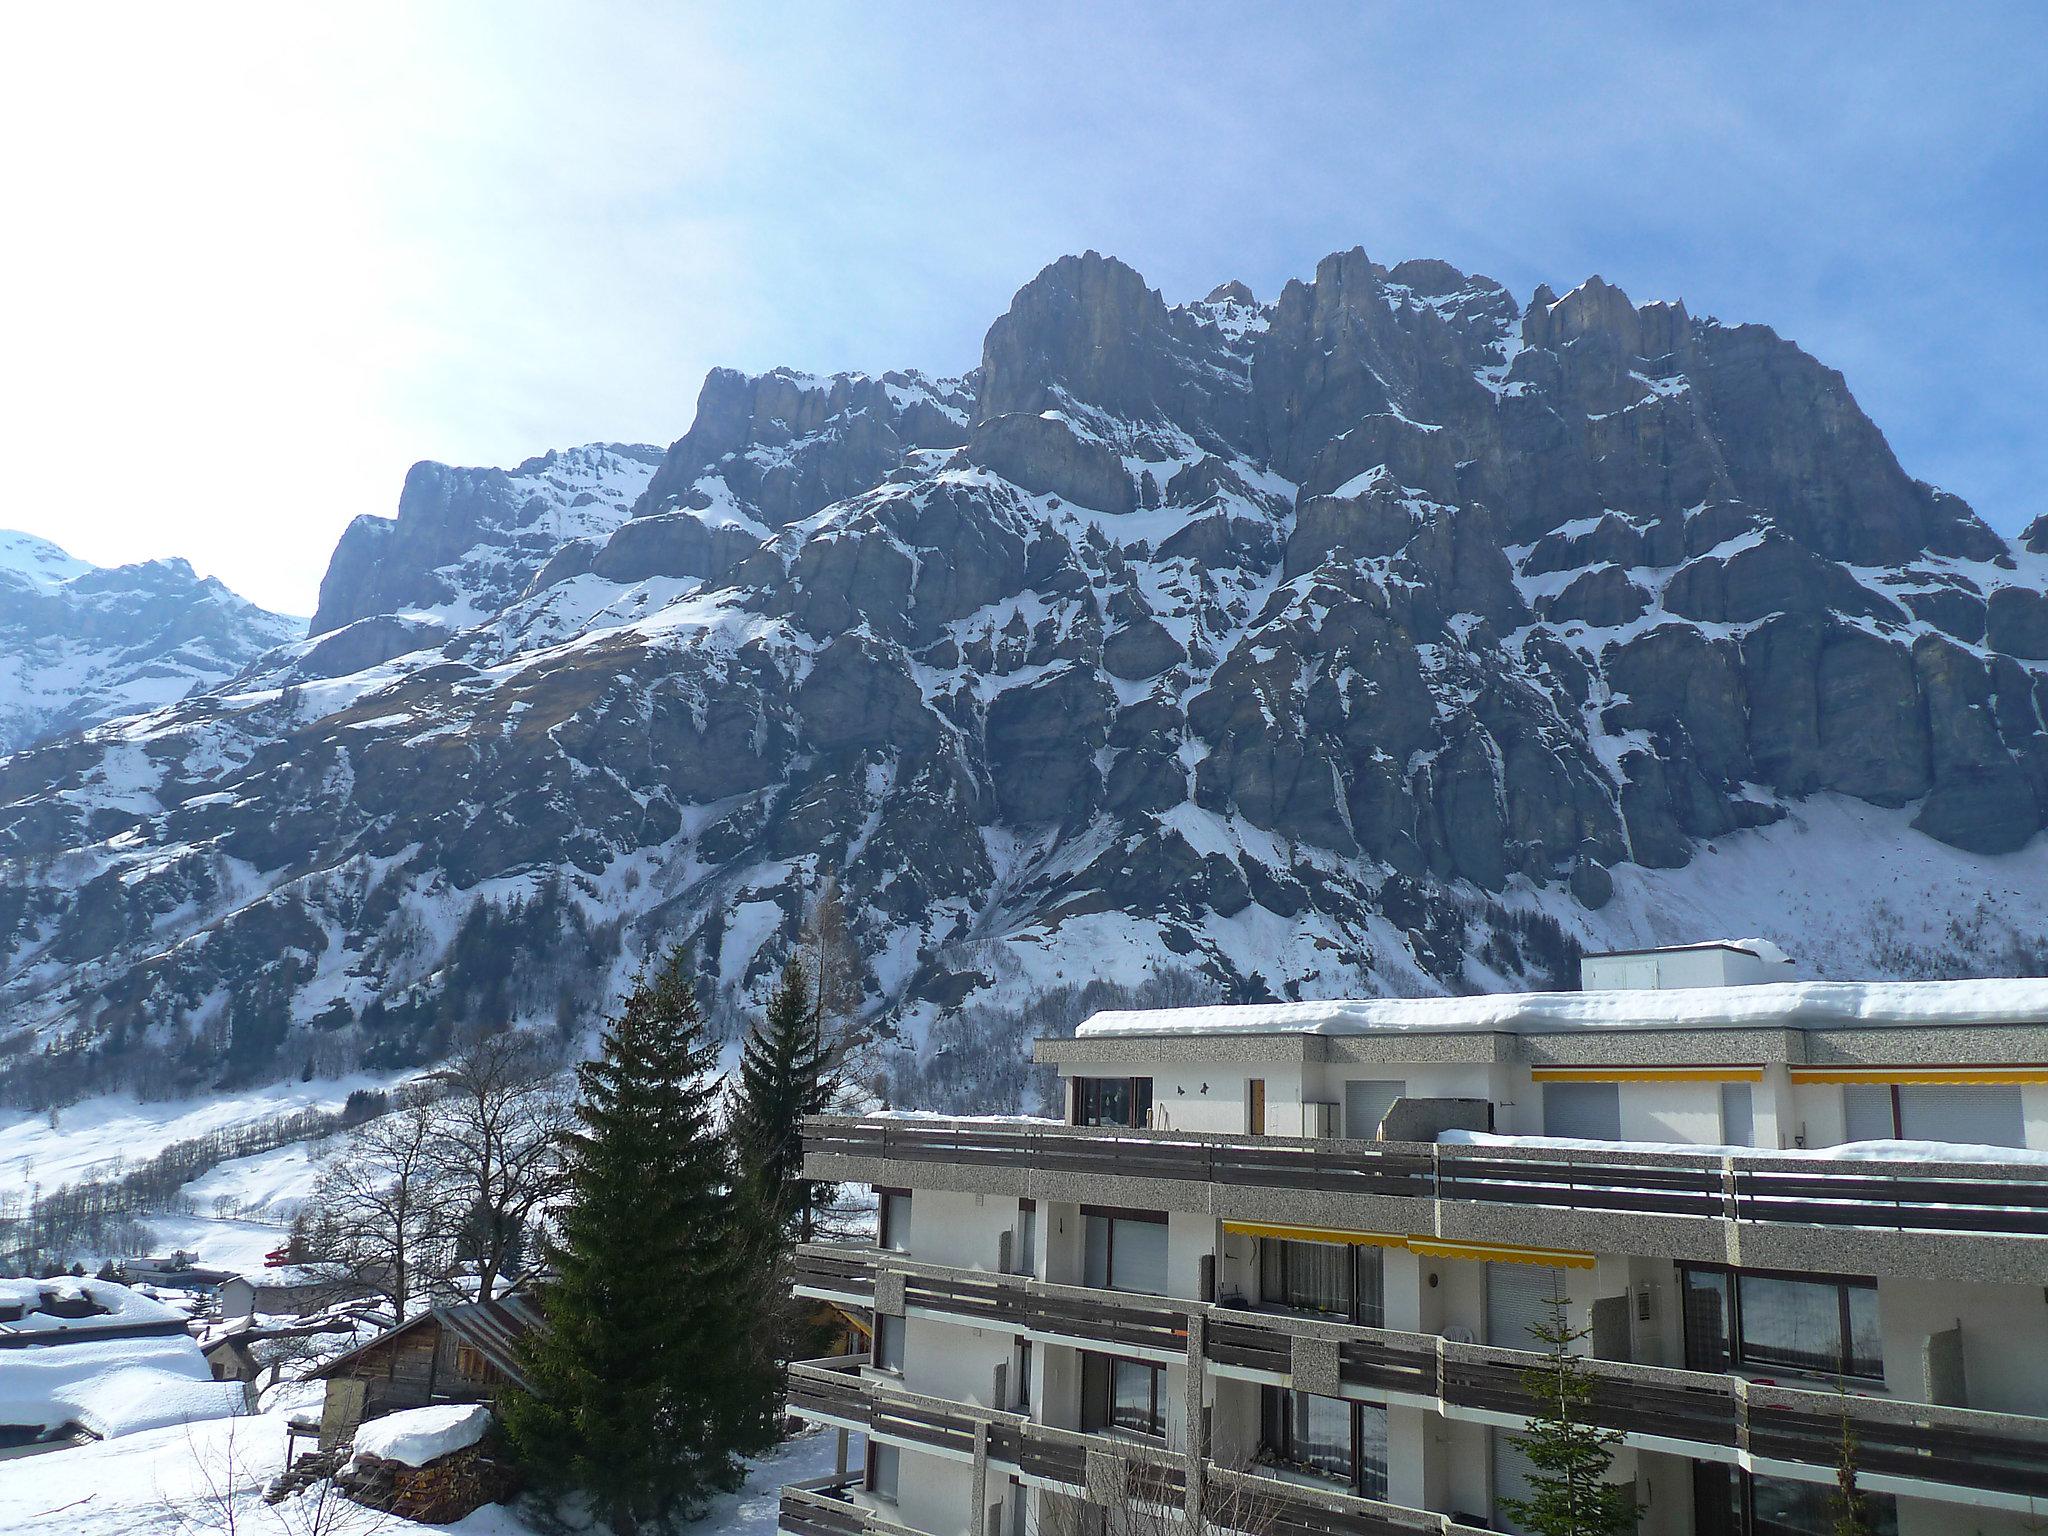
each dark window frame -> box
[873,1313,906,1374]
[877,1187,912,1253]
[1257,1237,1385,1327]
[1678,1262,1882,1382]
[1081,1205,1168,1296]
[1081,1351,1166,1440]
[1072,1076,1155,1128]
[865,1440,901,1502]
[1258,1386,1388,1499]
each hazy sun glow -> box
[3,4,2043,613]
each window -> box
[1081,1354,1166,1438]
[1679,1265,1882,1381]
[1259,1389,1388,1499]
[873,1314,906,1373]
[1543,1081,1620,1139]
[878,1189,912,1253]
[1073,1077,1153,1128]
[1007,1479,1026,1536]
[1082,1209,1169,1295]
[867,1442,901,1502]
[1720,1083,1754,1147]
[1015,1200,1037,1277]
[1257,1239,1384,1326]
[1013,1339,1032,1411]
[1693,1464,1897,1536]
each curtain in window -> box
[1288,1392,1351,1480]
[1110,1360,1160,1436]
[1738,1274,1851,1376]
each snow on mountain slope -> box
[0,533,302,755]
[0,247,2043,1099]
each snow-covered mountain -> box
[2,248,2046,1100]
[0,531,301,756]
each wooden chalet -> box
[308,1291,541,1445]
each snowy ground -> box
[0,1075,394,1192]
[0,1380,845,1536]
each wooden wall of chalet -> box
[326,1317,510,1421]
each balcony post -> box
[1184,1312,1207,1521]
[971,1421,990,1536]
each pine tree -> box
[1831,1411,1875,1536]
[503,946,775,1533]
[1501,1298,1639,1536]
[730,957,835,1240]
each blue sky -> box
[3,3,2044,613]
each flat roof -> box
[1071,977,2048,1040]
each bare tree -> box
[801,876,872,1093]
[302,1090,452,1322]
[1035,1449,1279,1536]
[423,1031,571,1302]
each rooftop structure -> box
[782,950,2048,1536]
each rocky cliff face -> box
[2,249,2044,1097]
[0,531,300,756]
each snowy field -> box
[0,1074,397,1191]
[0,1381,843,1536]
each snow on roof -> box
[1073,976,2048,1039]
[0,1276,184,1335]
[0,1279,242,1438]
[350,1402,492,1467]
[1588,936,1792,965]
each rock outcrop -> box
[0,248,2041,1093]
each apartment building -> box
[780,947,2048,1536]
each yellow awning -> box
[1789,1066,2048,1086]
[1223,1220,1407,1248]
[1531,1065,1764,1084]
[1226,1222,1596,1270]
[1407,1237,1597,1270]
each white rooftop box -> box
[1579,939,1795,992]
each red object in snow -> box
[263,1246,292,1268]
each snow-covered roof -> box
[0,1276,183,1336]
[0,1278,242,1438]
[1073,976,2048,1039]
[350,1402,492,1467]
[1587,936,1792,965]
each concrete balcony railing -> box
[783,1355,1496,1536]
[794,1244,2048,1508]
[805,1116,2048,1240]
[803,1115,2048,1283]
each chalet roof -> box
[311,1290,543,1393]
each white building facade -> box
[781,960,2048,1536]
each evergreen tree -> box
[504,946,775,1533]
[1501,1299,1639,1536]
[1830,1411,1875,1536]
[730,957,835,1240]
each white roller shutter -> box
[1490,1427,1539,1534]
[1488,1263,1566,1532]
[1343,1079,1406,1140]
[1897,1084,2024,1148]
[1842,1083,1896,1142]
[1542,1081,1620,1140]
[1487,1262,1567,1349]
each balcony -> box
[794,1244,2048,1508]
[783,1354,1496,1536]
[803,1116,2048,1279]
